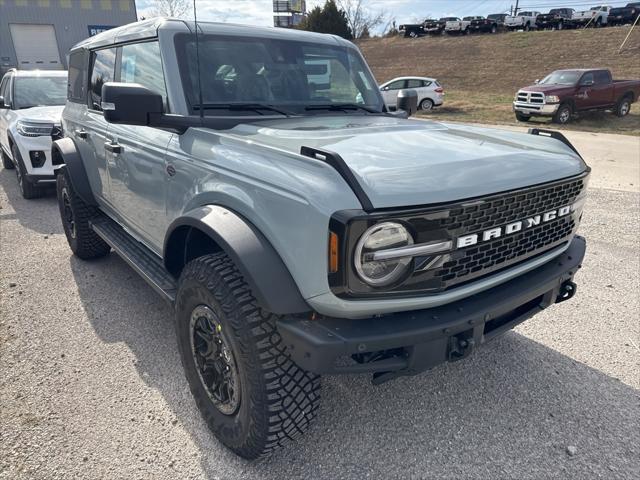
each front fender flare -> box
[52,137,97,206]
[164,205,310,315]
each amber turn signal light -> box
[329,231,339,273]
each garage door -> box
[9,24,62,70]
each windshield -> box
[540,71,581,85]
[14,76,67,109]
[174,33,384,115]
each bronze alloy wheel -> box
[189,304,241,415]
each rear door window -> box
[88,47,116,111]
[594,70,611,85]
[68,49,89,103]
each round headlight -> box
[354,222,414,287]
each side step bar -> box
[90,216,177,304]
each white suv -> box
[380,76,444,111]
[0,69,67,198]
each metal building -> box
[273,0,306,28]
[0,0,137,75]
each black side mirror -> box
[0,96,8,109]
[580,79,594,87]
[396,89,418,116]
[101,82,163,126]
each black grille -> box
[437,216,575,283]
[432,177,585,288]
[441,178,583,233]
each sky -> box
[135,1,635,30]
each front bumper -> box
[278,236,585,377]
[513,101,559,116]
[13,133,57,177]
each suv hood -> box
[225,116,587,209]
[14,105,64,123]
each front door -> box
[106,41,172,252]
[381,79,406,108]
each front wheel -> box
[175,253,321,459]
[515,112,531,122]
[553,104,573,124]
[12,144,41,199]
[465,28,471,35]
[557,21,563,30]
[420,98,434,111]
[524,23,531,31]
[491,25,497,33]
[615,96,632,117]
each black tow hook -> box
[448,335,475,362]
[556,280,577,303]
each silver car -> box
[380,76,444,111]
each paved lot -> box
[1,128,639,479]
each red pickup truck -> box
[513,69,640,124]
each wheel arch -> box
[164,205,310,315]
[51,138,98,206]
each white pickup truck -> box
[445,16,477,35]
[572,5,612,27]
[504,11,541,30]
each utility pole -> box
[514,0,520,15]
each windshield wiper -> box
[305,103,381,114]
[195,103,295,116]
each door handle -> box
[75,129,88,139]
[104,142,122,154]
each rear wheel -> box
[56,170,111,259]
[557,20,563,30]
[12,144,41,199]
[553,103,573,124]
[515,112,531,122]
[420,98,434,111]
[615,96,632,117]
[175,253,321,459]
[465,28,471,35]
[491,24,497,33]
[1,148,14,169]
[524,23,531,31]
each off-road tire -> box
[553,103,573,124]
[12,144,41,199]
[420,98,434,111]
[615,95,632,117]
[56,170,111,259]
[515,112,531,122]
[175,253,321,459]
[1,148,14,169]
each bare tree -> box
[151,0,192,19]
[337,0,388,38]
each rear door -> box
[106,40,173,251]
[9,24,63,70]
[79,47,117,202]
[591,70,614,107]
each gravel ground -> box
[1,130,639,479]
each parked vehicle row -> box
[399,3,640,38]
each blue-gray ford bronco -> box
[53,18,589,458]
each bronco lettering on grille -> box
[456,205,573,249]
